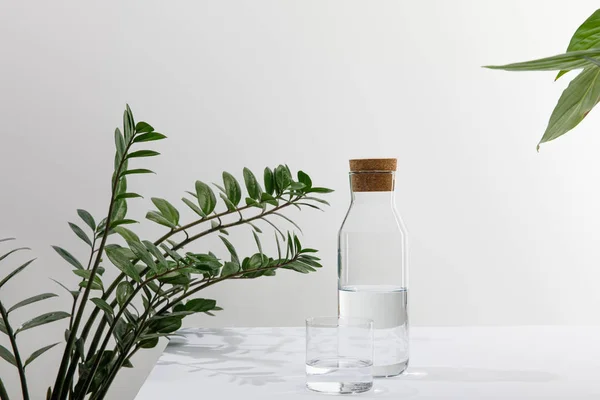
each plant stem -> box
[0,303,29,400]
[52,143,131,400]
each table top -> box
[134,326,600,399]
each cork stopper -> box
[349,158,396,192]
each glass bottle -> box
[338,158,409,377]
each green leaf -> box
[159,244,183,262]
[264,167,275,195]
[111,199,128,222]
[135,121,154,133]
[105,245,141,282]
[139,337,159,349]
[289,182,306,191]
[538,67,600,148]
[0,378,10,400]
[52,246,83,270]
[294,234,302,253]
[260,192,278,206]
[73,270,103,287]
[77,209,96,231]
[133,132,167,143]
[297,171,312,188]
[146,211,176,229]
[243,168,262,200]
[68,222,92,246]
[115,193,143,201]
[148,315,182,334]
[306,187,334,194]
[556,9,600,80]
[122,168,155,176]
[219,236,240,266]
[222,172,242,205]
[151,198,180,225]
[219,193,237,211]
[127,240,157,271]
[114,128,126,161]
[253,231,263,256]
[112,226,140,243]
[127,150,160,159]
[143,241,168,268]
[79,280,102,291]
[24,342,60,368]
[124,105,135,141]
[90,298,113,317]
[8,293,58,313]
[182,197,206,217]
[195,181,217,215]
[116,281,134,307]
[304,196,330,206]
[16,311,70,335]
[0,247,30,263]
[0,238,15,243]
[0,345,16,366]
[221,261,240,277]
[273,212,303,233]
[0,259,35,289]
[109,219,138,229]
[51,279,79,299]
[484,48,600,72]
[185,298,216,313]
[0,319,7,335]
[274,165,292,194]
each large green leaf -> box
[24,342,60,367]
[195,181,216,215]
[185,298,217,313]
[52,246,83,270]
[263,167,275,195]
[538,67,600,148]
[123,105,135,141]
[222,172,242,205]
[151,198,180,225]
[135,121,154,133]
[8,293,58,313]
[146,211,177,229]
[484,48,600,71]
[133,132,167,143]
[182,197,206,217]
[16,311,70,335]
[116,281,134,307]
[243,168,262,200]
[0,259,35,289]
[0,345,16,366]
[557,9,600,79]
[105,245,141,282]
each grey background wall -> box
[2,0,600,398]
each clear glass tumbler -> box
[305,316,374,394]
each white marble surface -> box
[134,327,600,399]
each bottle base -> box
[374,359,409,378]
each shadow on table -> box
[400,367,559,383]
[157,328,302,386]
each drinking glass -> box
[305,316,374,394]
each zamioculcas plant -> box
[486,8,600,150]
[0,105,332,400]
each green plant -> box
[0,105,332,400]
[486,8,600,150]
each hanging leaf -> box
[253,231,263,256]
[185,298,217,313]
[24,342,60,367]
[122,168,155,176]
[243,168,262,200]
[127,240,157,271]
[182,197,206,217]
[222,172,242,205]
[112,226,140,243]
[105,245,141,282]
[195,181,217,215]
[151,198,180,225]
[127,150,160,159]
[219,236,240,266]
[146,211,177,229]
[135,121,154,133]
[264,167,275,195]
[16,311,70,335]
[133,132,167,143]
[77,209,96,231]
[538,67,600,148]
[8,293,58,313]
[0,345,16,366]
[116,281,134,307]
[68,223,93,246]
[0,259,36,289]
